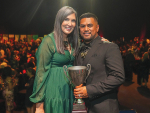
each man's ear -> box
[97,25,99,32]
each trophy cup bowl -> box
[63,64,91,110]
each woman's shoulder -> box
[36,33,56,54]
[39,33,55,47]
[42,33,54,44]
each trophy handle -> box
[63,65,72,84]
[84,64,91,83]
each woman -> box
[29,6,79,113]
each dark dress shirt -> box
[78,36,99,66]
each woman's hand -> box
[101,37,109,42]
[35,102,45,113]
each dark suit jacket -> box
[74,36,125,113]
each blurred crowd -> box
[113,37,150,87]
[0,36,150,112]
[0,39,41,113]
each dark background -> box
[0,0,150,41]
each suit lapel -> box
[83,36,103,66]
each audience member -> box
[25,67,35,113]
[1,66,18,113]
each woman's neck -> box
[63,38,68,42]
[63,34,68,41]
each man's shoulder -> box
[101,41,119,50]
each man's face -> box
[79,17,99,43]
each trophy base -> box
[72,109,87,113]
[72,102,87,113]
[72,104,87,113]
[73,103,86,110]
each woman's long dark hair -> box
[53,6,79,56]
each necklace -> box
[81,49,89,58]
[64,41,71,53]
[80,45,89,59]
[64,41,69,48]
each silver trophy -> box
[63,64,91,110]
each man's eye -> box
[87,24,93,27]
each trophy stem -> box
[76,99,84,104]
[73,98,86,110]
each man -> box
[74,13,125,113]
[124,49,135,82]
[138,47,150,87]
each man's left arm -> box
[74,43,125,99]
[86,43,125,99]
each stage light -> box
[60,0,69,6]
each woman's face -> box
[61,13,76,38]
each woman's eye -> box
[64,18,69,21]
[72,20,76,22]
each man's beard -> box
[82,35,95,43]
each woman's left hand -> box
[101,37,109,42]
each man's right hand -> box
[75,84,83,89]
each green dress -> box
[30,33,74,113]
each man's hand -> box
[75,84,83,88]
[74,85,88,98]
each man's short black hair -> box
[79,12,98,23]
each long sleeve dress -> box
[29,32,74,113]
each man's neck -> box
[84,35,98,44]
